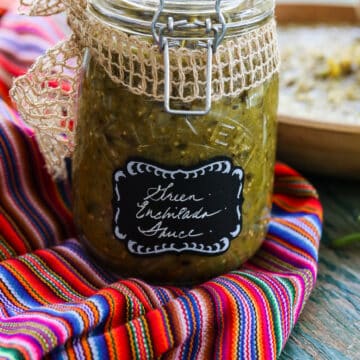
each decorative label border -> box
[113,157,244,256]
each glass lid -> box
[89,0,274,36]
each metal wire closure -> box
[152,0,227,115]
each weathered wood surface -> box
[280,175,360,360]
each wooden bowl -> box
[278,116,360,179]
[275,3,360,179]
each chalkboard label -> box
[113,157,244,256]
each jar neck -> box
[89,0,274,38]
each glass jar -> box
[73,0,279,284]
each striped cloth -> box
[0,9,323,360]
[0,10,69,105]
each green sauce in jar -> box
[73,52,278,284]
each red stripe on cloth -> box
[0,53,27,77]
[113,326,133,360]
[0,80,10,104]
[33,249,98,298]
[147,309,173,356]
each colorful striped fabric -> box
[0,9,323,360]
[0,98,323,359]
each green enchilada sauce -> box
[73,56,279,284]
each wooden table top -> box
[280,175,360,359]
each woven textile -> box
[0,98,323,359]
[0,9,323,360]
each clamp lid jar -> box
[12,0,280,285]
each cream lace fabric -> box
[11,0,280,178]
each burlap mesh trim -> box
[19,0,67,15]
[67,5,280,102]
[11,36,83,178]
[12,0,280,178]
[19,0,87,16]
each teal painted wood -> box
[280,176,360,360]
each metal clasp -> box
[152,0,227,116]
